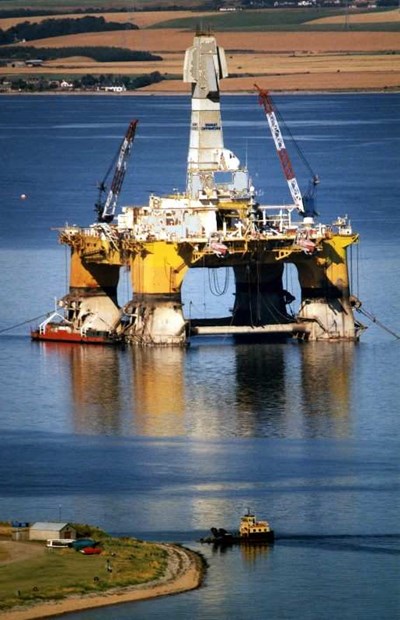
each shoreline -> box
[0,544,206,620]
[1,87,399,96]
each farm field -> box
[310,8,400,24]
[0,8,399,92]
[0,10,207,31]
[149,8,400,30]
[1,8,398,30]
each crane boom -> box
[96,119,138,223]
[255,85,304,214]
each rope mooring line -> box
[0,313,48,335]
[356,306,400,340]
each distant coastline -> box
[1,87,398,96]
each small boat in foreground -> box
[31,311,119,345]
[201,510,275,545]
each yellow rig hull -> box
[57,225,359,346]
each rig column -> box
[61,249,121,335]
[122,241,192,346]
[295,234,359,341]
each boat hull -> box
[201,530,275,545]
[31,324,117,345]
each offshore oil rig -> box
[32,33,361,346]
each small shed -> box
[11,521,30,541]
[29,522,76,541]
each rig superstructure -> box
[32,33,361,346]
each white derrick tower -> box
[184,33,242,199]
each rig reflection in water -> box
[37,341,355,438]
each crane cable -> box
[274,105,317,181]
[99,136,122,190]
[208,268,230,297]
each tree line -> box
[0,5,205,19]
[0,46,161,62]
[0,16,138,46]
[0,8,135,18]
[2,71,165,92]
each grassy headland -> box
[0,524,204,618]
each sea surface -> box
[0,93,399,619]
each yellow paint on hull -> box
[129,241,192,295]
[293,234,358,294]
[69,250,120,291]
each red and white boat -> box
[31,312,118,345]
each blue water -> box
[0,94,399,619]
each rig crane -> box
[95,119,138,223]
[255,85,319,217]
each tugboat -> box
[202,510,274,545]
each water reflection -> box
[41,343,123,434]
[53,340,355,438]
[208,542,273,565]
[298,343,354,438]
[233,343,353,438]
[69,346,123,434]
[131,348,186,436]
[240,543,272,564]
[234,344,286,436]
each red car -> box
[80,546,102,555]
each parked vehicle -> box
[71,538,101,551]
[46,539,72,548]
[80,546,102,555]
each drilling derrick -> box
[33,32,360,346]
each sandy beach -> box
[0,543,204,620]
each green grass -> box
[149,8,400,31]
[0,536,168,612]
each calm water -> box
[0,94,399,619]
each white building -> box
[100,85,126,93]
[29,522,76,541]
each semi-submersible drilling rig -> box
[32,33,361,346]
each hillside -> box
[0,7,398,93]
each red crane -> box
[256,85,318,215]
